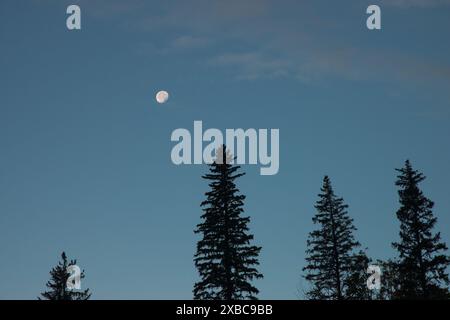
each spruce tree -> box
[303,176,366,300]
[40,252,91,300]
[194,145,263,300]
[345,251,374,300]
[392,160,450,299]
[375,259,401,300]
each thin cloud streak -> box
[380,0,450,7]
[51,0,450,86]
[209,52,291,80]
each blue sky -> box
[1,0,449,299]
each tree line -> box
[39,146,449,300]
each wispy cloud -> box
[210,52,291,80]
[170,36,210,50]
[380,0,450,7]
[60,0,450,86]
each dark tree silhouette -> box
[303,176,368,300]
[392,160,450,299]
[40,252,91,300]
[194,145,263,300]
[345,251,374,300]
[374,259,401,300]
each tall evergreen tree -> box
[345,251,374,300]
[374,259,401,300]
[40,252,91,300]
[303,176,367,300]
[194,145,263,300]
[392,160,450,299]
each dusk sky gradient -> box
[1,0,450,299]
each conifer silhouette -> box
[303,176,368,300]
[193,145,263,300]
[345,251,374,300]
[40,252,91,300]
[374,259,400,300]
[392,160,450,299]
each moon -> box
[156,90,169,104]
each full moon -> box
[156,90,169,104]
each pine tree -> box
[303,176,366,300]
[40,252,91,300]
[345,251,374,300]
[374,259,401,300]
[392,160,450,299]
[193,145,263,300]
